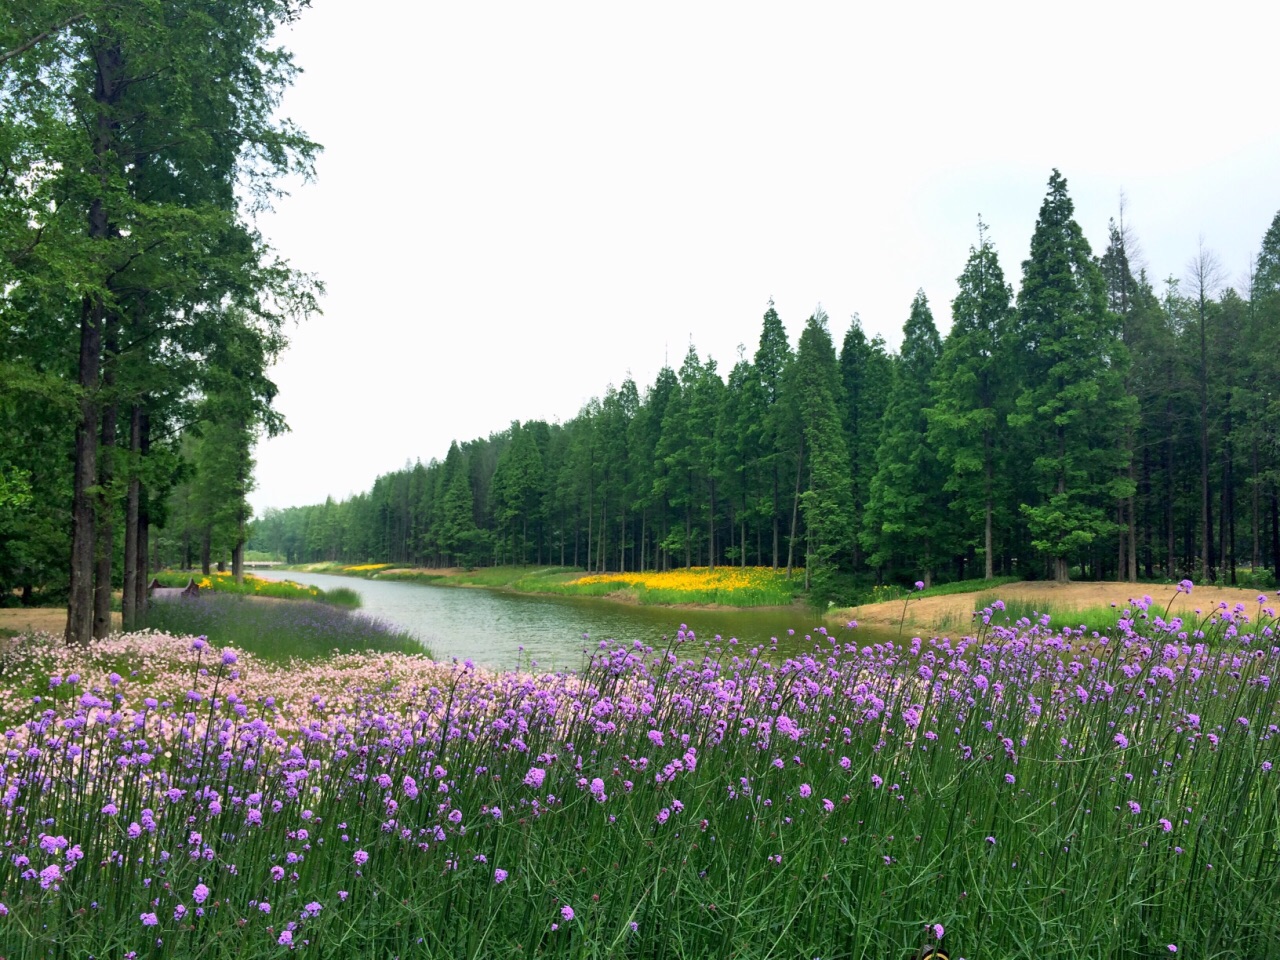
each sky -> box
[248,0,1280,514]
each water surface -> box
[256,570,897,670]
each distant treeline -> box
[250,172,1280,595]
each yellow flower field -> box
[566,566,800,606]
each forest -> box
[0,2,320,642]
[4,8,1280,624]
[250,182,1280,599]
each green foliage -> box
[865,291,947,580]
[928,222,1016,578]
[1010,170,1137,579]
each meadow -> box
[0,583,1276,958]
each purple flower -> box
[278,930,293,946]
[799,783,812,798]
[523,767,546,790]
[494,869,508,884]
[915,581,925,591]
[140,912,159,927]
[221,650,238,666]
[1113,733,1129,749]
[1128,801,1142,815]
[192,883,210,905]
[561,905,575,922]
[1005,774,1016,785]
[353,850,369,865]
[174,904,187,921]
[932,923,945,940]
[1178,579,1194,594]
[871,775,883,789]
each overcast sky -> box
[248,0,1280,514]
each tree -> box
[1010,170,1136,581]
[754,301,794,568]
[864,291,946,584]
[929,221,1015,580]
[787,310,853,595]
[1,1,319,644]
[839,315,893,572]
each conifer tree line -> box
[252,172,1280,596]
[0,3,320,642]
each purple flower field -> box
[0,586,1277,958]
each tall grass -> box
[934,592,1124,635]
[141,593,423,660]
[0,585,1277,957]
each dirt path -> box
[832,580,1272,633]
[0,608,121,637]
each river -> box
[254,569,897,670]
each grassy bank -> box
[152,569,362,608]
[0,584,1276,957]
[141,592,424,661]
[292,563,806,607]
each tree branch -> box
[0,13,88,66]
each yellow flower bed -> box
[343,563,393,573]
[569,566,799,604]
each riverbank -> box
[289,562,807,608]
[836,579,1273,634]
[287,563,1276,636]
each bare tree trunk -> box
[1127,455,1138,582]
[93,317,119,639]
[66,294,103,646]
[785,439,803,578]
[122,406,141,631]
[134,388,151,618]
[771,465,780,569]
[708,478,716,572]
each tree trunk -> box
[785,439,803,578]
[771,464,780,569]
[66,294,103,646]
[122,405,141,631]
[983,430,993,581]
[708,478,716,572]
[93,317,119,639]
[133,409,148,616]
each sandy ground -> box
[833,580,1273,632]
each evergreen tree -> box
[787,310,854,595]
[839,316,893,571]
[1010,170,1136,581]
[754,302,796,569]
[929,222,1014,580]
[865,291,946,584]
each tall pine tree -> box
[865,291,946,585]
[1010,170,1136,581]
[929,222,1014,580]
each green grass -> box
[151,570,360,607]
[934,592,1127,635]
[141,592,424,661]
[843,575,1022,607]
